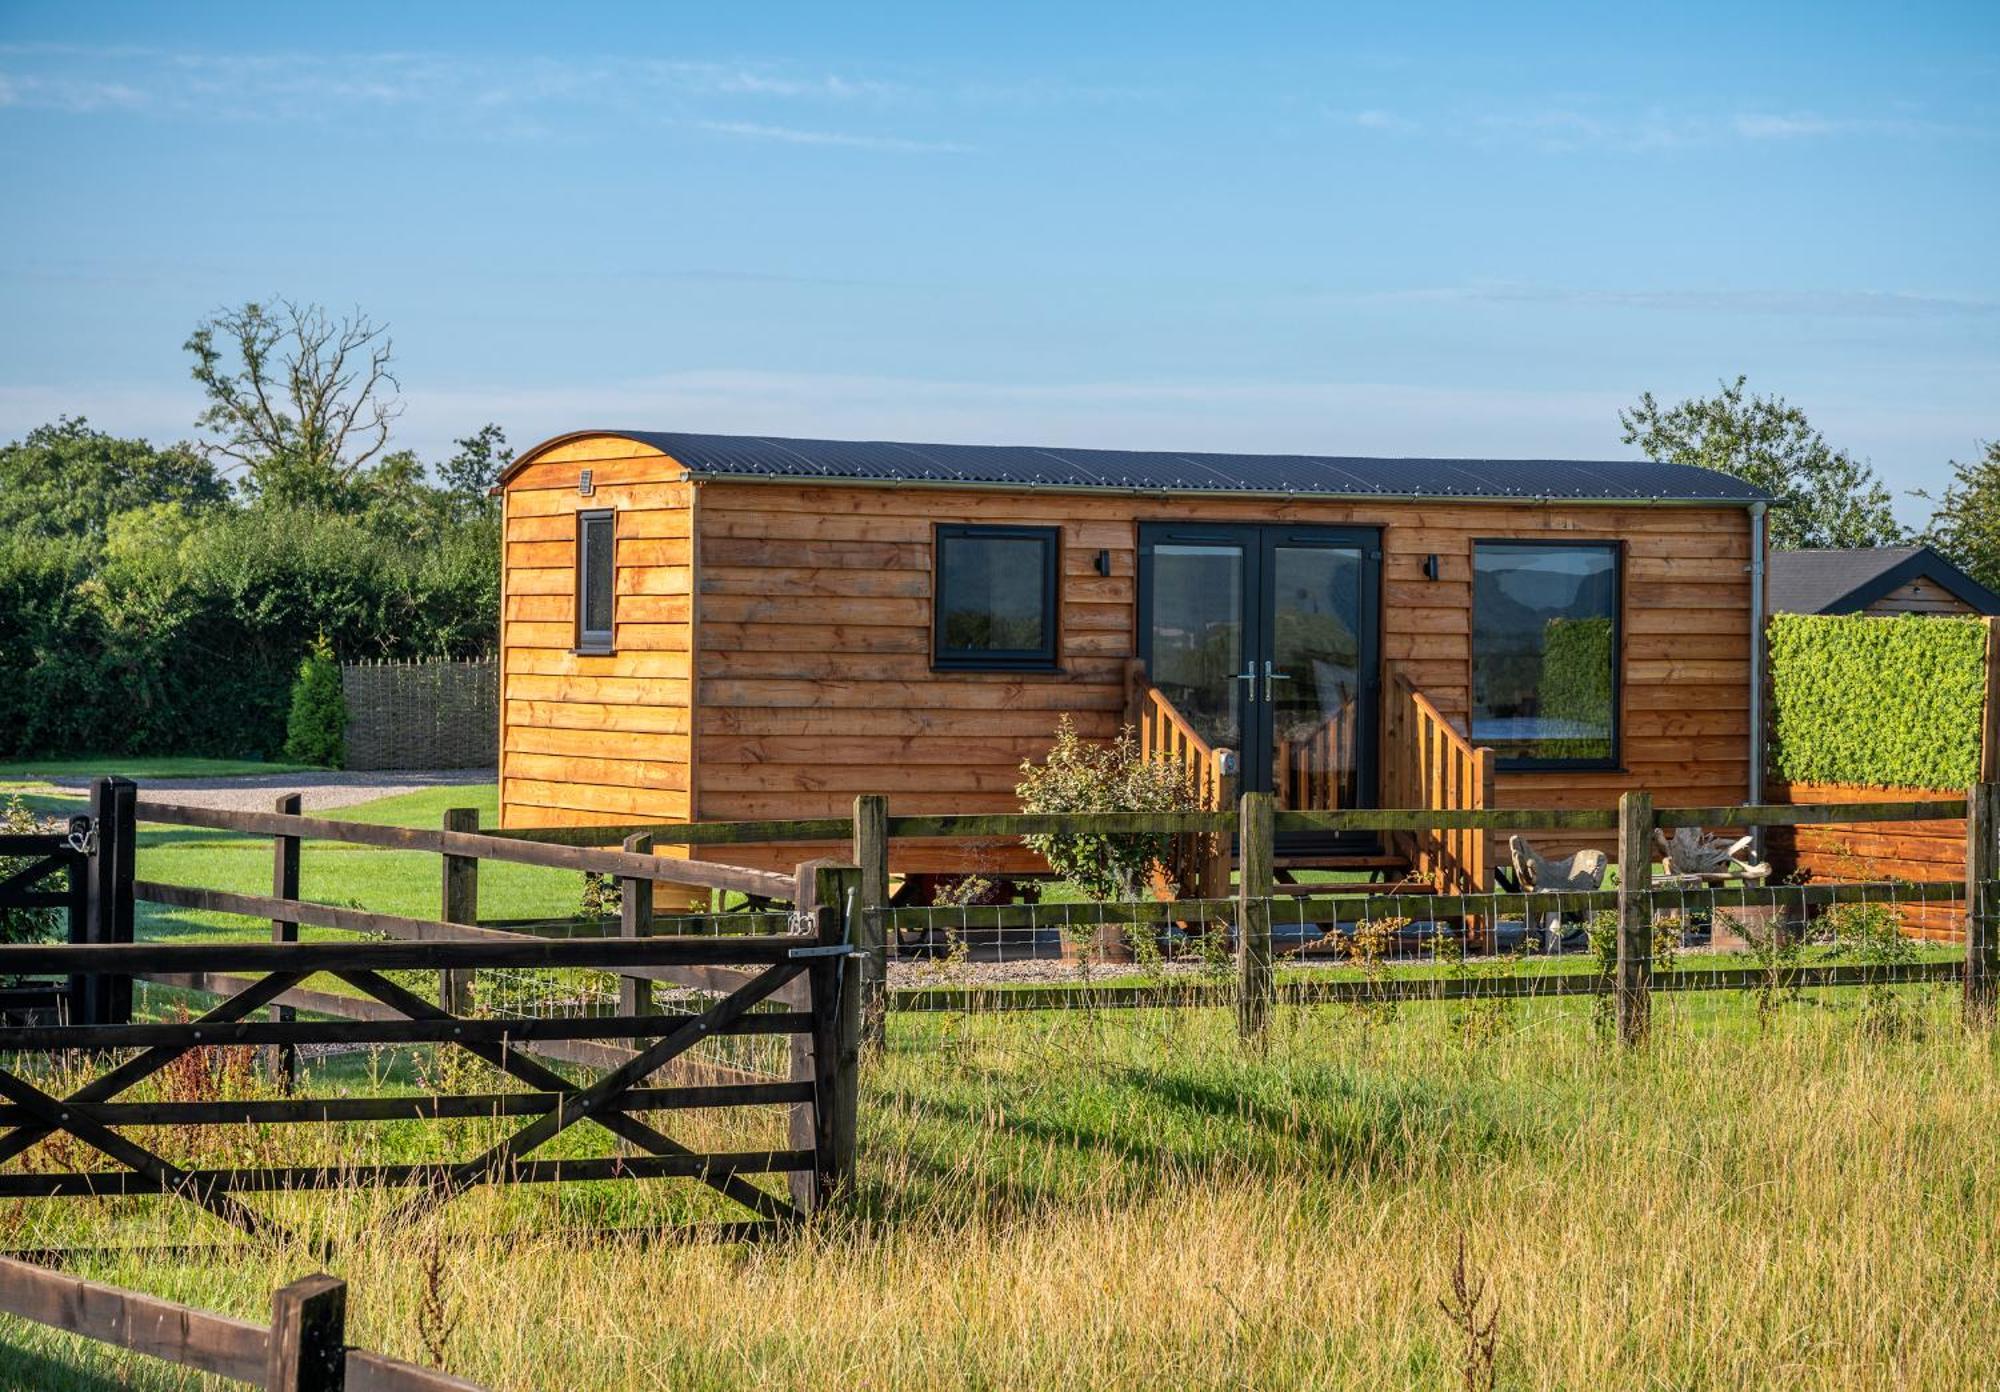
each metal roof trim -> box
[499,429,1772,504]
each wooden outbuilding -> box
[496,430,1771,893]
[1767,544,2000,618]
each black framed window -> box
[933,524,1060,670]
[1471,540,1620,769]
[575,509,616,653]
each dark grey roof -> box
[1767,545,2000,615]
[510,429,1771,503]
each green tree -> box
[0,417,228,540]
[1919,440,2000,592]
[437,424,510,522]
[283,633,348,767]
[184,299,401,510]
[1620,376,1903,550]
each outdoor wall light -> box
[1423,553,1440,580]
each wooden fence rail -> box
[0,897,861,1237]
[0,1256,487,1391]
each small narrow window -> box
[1471,540,1620,769]
[933,524,1060,671]
[576,509,616,653]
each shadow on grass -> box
[0,1332,194,1392]
[856,1053,1541,1229]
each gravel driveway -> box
[47,769,496,813]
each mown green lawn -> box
[0,756,323,783]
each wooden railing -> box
[1382,672,1497,893]
[1128,671,1236,812]
[1124,661,1236,897]
[1275,697,1358,811]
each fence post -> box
[268,793,302,1092]
[1615,790,1654,1045]
[851,794,889,1047]
[1237,791,1274,1040]
[787,859,860,1214]
[619,832,654,1052]
[267,1273,346,1392]
[439,808,479,1017]
[1966,782,1998,1026]
[83,776,136,1029]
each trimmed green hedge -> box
[1539,616,1615,760]
[1767,614,1989,790]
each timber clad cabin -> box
[497,430,1771,894]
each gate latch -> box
[64,816,97,856]
[786,944,856,959]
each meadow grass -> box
[2,983,1996,1390]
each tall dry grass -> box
[3,986,1997,1390]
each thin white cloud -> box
[1348,108,1416,132]
[1342,102,1988,151]
[694,119,968,153]
[1345,283,2000,319]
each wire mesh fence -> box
[862,878,1980,1028]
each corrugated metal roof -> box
[511,429,1772,503]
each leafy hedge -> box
[0,507,496,760]
[1767,614,1989,790]
[1539,616,1615,760]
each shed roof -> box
[1767,544,2000,615]
[506,429,1771,504]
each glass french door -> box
[1140,524,1380,822]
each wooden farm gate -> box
[0,782,861,1244]
[0,777,135,1029]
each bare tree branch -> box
[184,299,402,506]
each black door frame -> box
[1137,522,1383,825]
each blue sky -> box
[1,1,1994,524]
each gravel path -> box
[47,769,495,813]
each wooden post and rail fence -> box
[0,1256,487,1391]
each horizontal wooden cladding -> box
[506,565,690,599]
[697,679,1123,711]
[700,565,931,599]
[703,536,931,569]
[508,674,689,706]
[700,482,1751,531]
[698,707,1117,738]
[506,723,691,759]
[506,480,693,519]
[702,765,1024,794]
[507,650,690,681]
[502,779,692,820]
[698,652,1127,682]
[507,537,690,569]
[699,791,1024,819]
[702,734,1059,766]
[514,436,672,467]
[506,751,689,792]
[1765,779,1969,940]
[507,507,691,542]
[701,621,929,654]
[507,456,676,494]
[506,700,690,736]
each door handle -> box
[1263,660,1292,703]
[1234,669,1260,702]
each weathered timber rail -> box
[0,1256,487,1390]
[0,868,863,1239]
[466,786,2000,1044]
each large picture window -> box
[1471,541,1620,768]
[575,509,616,653]
[933,524,1060,670]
